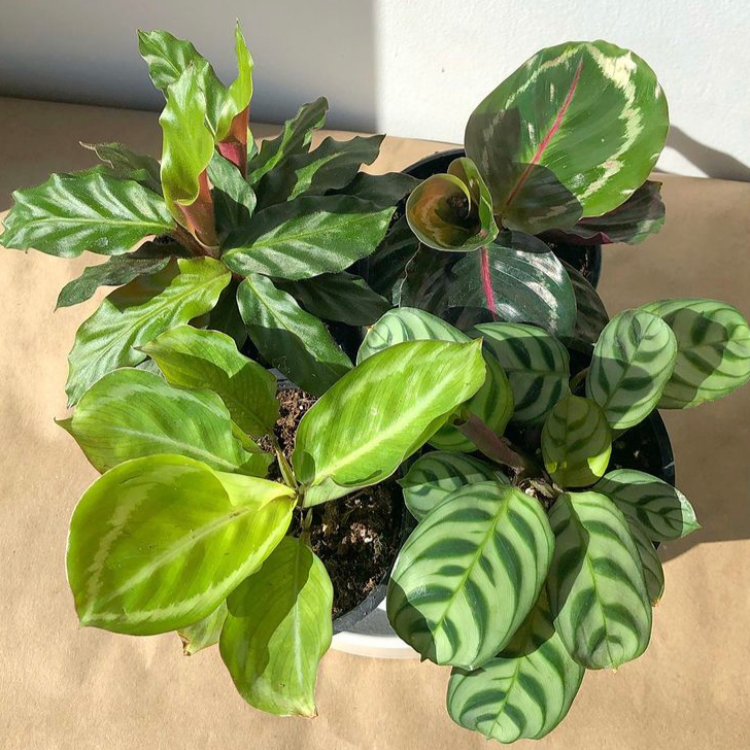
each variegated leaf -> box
[626,519,664,605]
[387,482,554,670]
[178,600,228,655]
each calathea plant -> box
[355,302,750,743]
[0,23,417,400]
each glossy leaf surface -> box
[81,141,163,194]
[333,171,419,207]
[562,261,609,344]
[207,152,257,235]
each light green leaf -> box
[641,299,750,408]
[477,321,570,424]
[626,519,664,605]
[138,28,210,92]
[387,482,554,669]
[294,339,486,506]
[447,593,584,743]
[207,152,257,236]
[594,468,699,541]
[546,490,652,669]
[562,261,609,344]
[61,368,271,475]
[587,309,677,430]
[222,195,395,280]
[65,256,231,405]
[332,171,419,207]
[221,537,333,717]
[399,451,509,521]
[67,454,294,635]
[81,141,162,194]
[214,23,254,141]
[140,325,279,437]
[542,395,612,487]
[237,274,352,396]
[0,170,174,258]
[178,600,228,655]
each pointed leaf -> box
[332,171,419,207]
[138,28,210,91]
[214,23,254,142]
[362,214,420,300]
[562,260,609,344]
[207,152,256,235]
[178,601,228,655]
[626,519,664,604]
[81,141,162,194]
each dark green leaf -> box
[207,279,248,349]
[81,141,162,195]
[562,261,609,344]
[207,151,257,235]
[363,214,420,300]
[332,171,419,207]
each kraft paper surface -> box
[1,97,749,750]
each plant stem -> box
[569,367,589,394]
[271,434,298,490]
[300,508,313,546]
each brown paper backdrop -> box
[1,97,749,750]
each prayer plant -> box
[0,23,417,401]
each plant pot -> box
[400,148,602,288]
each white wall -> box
[1,0,749,180]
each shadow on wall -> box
[665,126,750,182]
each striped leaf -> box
[221,537,333,717]
[399,452,509,521]
[394,243,456,315]
[594,469,699,541]
[178,601,228,655]
[546,491,652,669]
[587,309,677,430]
[626,520,664,605]
[294,339,485,506]
[562,261,609,344]
[541,395,612,487]
[447,593,584,743]
[477,322,570,424]
[67,454,295,635]
[387,482,554,670]
[641,299,750,408]
[465,41,668,234]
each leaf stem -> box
[300,508,313,546]
[569,366,589,394]
[271,434,298,490]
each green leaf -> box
[541,395,612,487]
[67,454,295,635]
[387,482,554,669]
[465,41,668,233]
[213,22,254,142]
[65,256,231,405]
[220,537,333,717]
[178,600,228,655]
[246,98,328,186]
[362,214,420,300]
[294,339,486,506]
[393,245,456,316]
[207,152,257,236]
[640,299,750,408]
[237,274,352,396]
[61,368,271,476]
[0,170,174,258]
[399,451,509,521]
[450,233,577,338]
[256,134,384,208]
[208,279,248,349]
[81,141,163,195]
[138,28,209,92]
[626,519,664,605]
[546,490,652,669]
[222,195,395,280]
[594,469,699,541]
[477,322,570,424]
[140,325,279,437]
[587,309,677,430]
[275,271,390,326]
[332,171,419,207]
[447,593,584,743]
[562,261,609,344]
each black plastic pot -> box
[401,148,602,288]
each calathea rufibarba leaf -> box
[449,232,577,338]
[81,141,163,194]
[626,517,664,605]
[406,157,498,251]
[399,451,509,521]
[594,469,699,541]
[465,41,668,234]
[561,261,609,344]
[332,171,419,207]
[293,339,486,506]
[59,368,271,476]
[222,195,394,280]
[640,298,750,408]
[387,482,554,670]
[0,170,174,258]
[546,490,652,669]
[221,537,333,717]
[477,321,571,424]
[140,325,279,438]
[65,257,230,405]
[178,600,228,655]
[236,273,352,396]
[207,152,257,237]
[446,593,584,743]
[67,454,295,635]
[541,395,612,487]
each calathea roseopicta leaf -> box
[586,309,677,430]
[236,273,352,396]
[446,593,584,743]
[640,298,750,408]
[561,260,609,344]
[293,339,486,506]
[178,600,228,655]
[207,152,257,237]
[465,41,669,234]
[65,256,231,405]
[399,451,509,521]
[332,171,419,207]
[449,232,577,338]
[81,142,163,194]
[222,195,395,281]
[0,170,174,258]
[66,454,295,635]
[546,490,652,669]
[541,395,612,487]
[221,537,333,717]
[387,482,554,670]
